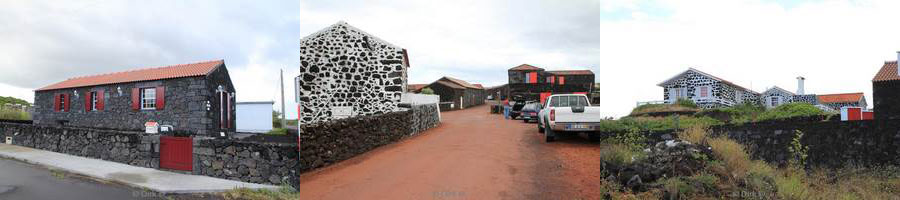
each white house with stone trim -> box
[657,68,760,108]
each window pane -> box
[549,97,560,107]
[568,96,578,106]
[558,96,569,107]
[577,97,588,106]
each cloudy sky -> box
[2,0,898,118]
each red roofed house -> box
[873,52,900,120]
[816,93,867,111]
[33,60,236,135]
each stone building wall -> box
[32,67,235,135]
[299,104,440,173]
[874,81,900,120]
[0,122,159,168]
[298,21,408,125]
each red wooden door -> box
[160,136,193,171]
[847,108,862,121]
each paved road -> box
[297,105,603,199]
[0,158,150,200]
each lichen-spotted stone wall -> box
[298,21,408,125]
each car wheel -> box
[544,123,556,142]
[538,121,545,133]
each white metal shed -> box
[236,101,274,133]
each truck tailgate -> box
[554,107,603,123]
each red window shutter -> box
[63,94,70,112]
[559,76,566,85]
[132,88,140,110]
[156,86,165,110]
[85,91,91,112]
[97,90,105,110]
[53,94,60,112]
[528,72,538,83]
[550,76,555,84]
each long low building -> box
[415,76,485,111]
[507,64,596,104]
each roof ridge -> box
[67,59,224,80]
[818,92,864,96]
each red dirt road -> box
[298,105,603,199]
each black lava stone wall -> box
[32,66,235,136]
[299,104,440,173]
[192,138,299,187]
[0,122,159,168]
[874,81,900,120]
[710,119,900,168]
[298,22,408,125]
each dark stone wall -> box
[299,104,440,173]
[874,81,900,120]
[710,119,900,168]
[507,73,595,103]
[192,138,299,187]
[32,66,236,136]
[0,122,159,168]
[205,65,238,134]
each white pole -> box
[280,69,286,128]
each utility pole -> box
[280,69,286,128]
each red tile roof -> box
[473,84,484,89]
[873,61,899,82]
[508,64,543,71]
[408,84,427,92]
[434,80,466,89]
[817,93,864,104]
[36,60,224,91]
[547,70,594,75]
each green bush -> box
[696,102,764,124]
[0,109,30,120]
[266,128,288,135]
[676,99,698,108]
[420,87,434,94]
[757,103,824,121]
[599,143,647,166]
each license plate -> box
[566,124,591,130]
[529,113,536,116]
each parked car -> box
[520,103,542,123]
[537,94,603,142]
[508,100,530,119]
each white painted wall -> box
[236,102,274,133]
[401,93,439,105]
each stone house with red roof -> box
[417,76,485,111]
[872,52,900,120]
[658,68,760,108]
[33,60,236,135]
[507,64,595,104]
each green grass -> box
[265,128,288,135]
[222,185,300,200]
[0,109,30,120]
[757,103,825,122]
[597,116,722,133]
[598,143,647,167]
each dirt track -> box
[297,105,603,199]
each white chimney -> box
[796,76,805,95]
[896,51,900,76]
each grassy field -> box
[0,109,30,120]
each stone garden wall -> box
[299,104,440,173]
[709,119,900,168]
[192,138,299,187]
[0,122,158,168]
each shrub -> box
[604,129,648,150]
[757,103,824,122]
[775,167,810,200]
[0,109,30,120]
[676,99,698,108]
[679,125,708,145]
[420,87,434,94]
[266,128,288,135]
[707,137,751,179]
[629,103,700,117]
[599,143,647,167]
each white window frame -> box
[770,96,779,107]
[696,86,711,99]
[91,91,98,111]
[674,88,687,99]
[140,88,156,110]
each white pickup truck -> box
[537,94,603,142]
